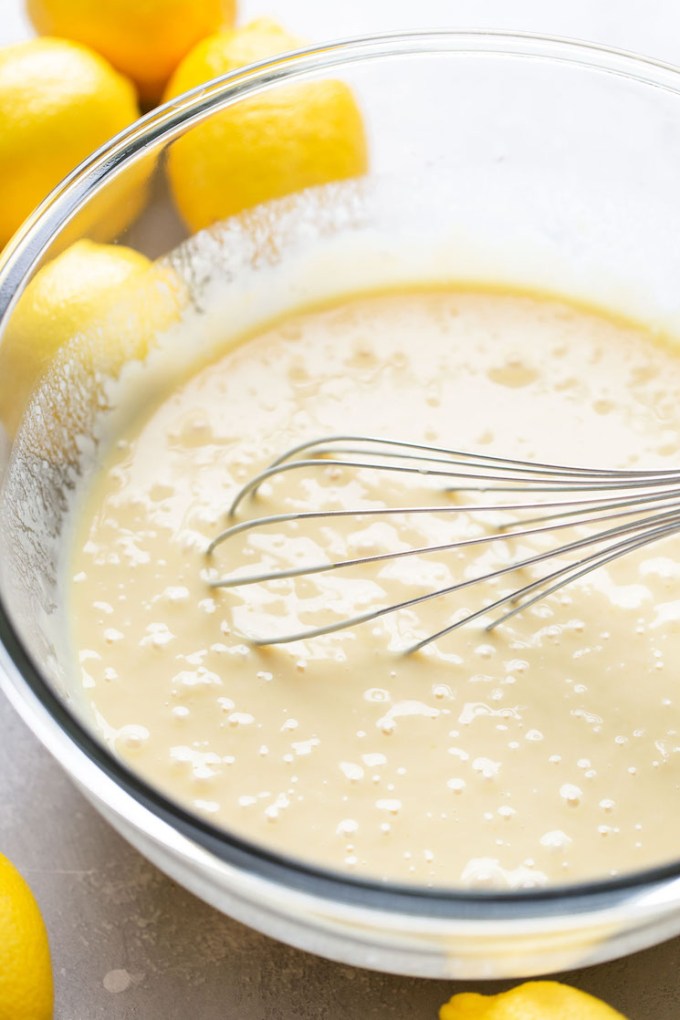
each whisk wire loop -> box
[206,435,680,652]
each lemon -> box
[0,38,141,249]
[164,18,368,233]
[0,852,53,1020]
[0,239,185,434]
[27,0,236,105]
[440,981,628,1019]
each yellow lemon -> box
[27,0,236,104]
[440,981,628,1019]
[0,239,185,435]
[0,852,53,1020]
[164,18,368,233]
[0,37,141,249]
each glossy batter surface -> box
[69,288,680,887]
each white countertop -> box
[3,2,680,1016]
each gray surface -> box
[4,1,680,1016]
[2,695,679,1020]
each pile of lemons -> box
[0,0,367,432]
[0,3,632,1018]
[1,0,368,247]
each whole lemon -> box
[0,239,185,435]
[0,37,140,248]
[164,18,368,233]
[440,981,628,1019]
[0,852,53,1020]
[27,0,236,104]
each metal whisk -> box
[205,434,680,653]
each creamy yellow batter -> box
[69,287,680,888]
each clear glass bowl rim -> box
[2,29,680,920]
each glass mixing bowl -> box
[3,30,680,980]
